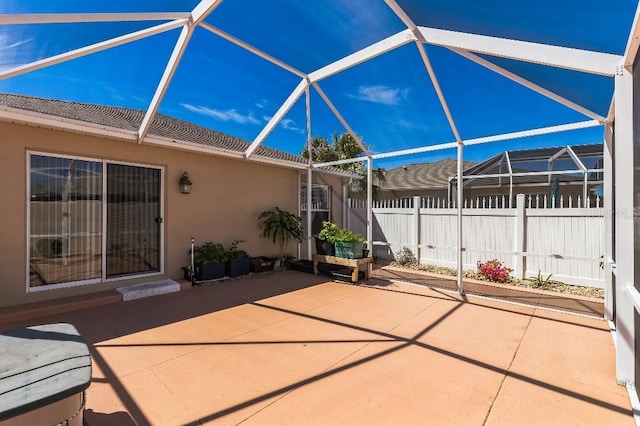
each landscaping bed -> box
[381,260,604,299]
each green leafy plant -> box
[477,259,512,283]
[225,240,249,260]
[258,207,304,262]
[193,242,226,265]
[317,221,340,243]
[529,270,553,287]
[317,221,365,243]
[395,247,418,267]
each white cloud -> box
[255,99,269,109]
[0,35,34,70]
[0,35,33,51]
[181,103,261,125]
[348,85,409,105]
[280,118,304,134]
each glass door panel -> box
[106,164,161,278]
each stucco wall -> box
[0,121,340,308]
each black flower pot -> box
[195,261,226,281]
[226,257,251,277]
[315,238,335,256]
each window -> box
[28,153,163,289]
[301,184,331,236]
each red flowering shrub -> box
[477,259,512,283]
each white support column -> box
[413,196,421,262]
[613,65,635,386]
[506,151,513,208]
[307,170,313,260]
[305,87,313,260]
[367,159,373,255]
[604,123,614,321]
[456,142,464,295]
[297,172,302,260]
[514,194,526,280]
[583,172,588,207]
[342,180,349,231]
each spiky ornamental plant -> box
[258,207,304,263]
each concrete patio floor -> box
[0,271,632,425]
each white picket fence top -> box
[349,194,602,209]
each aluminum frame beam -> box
[613,66,635,386]
[370,120,601,162]
[308,30,416,83]
[385,0,463,142]
[452,49,606,121]
[312,83,371,158]
[623,0,640,69]
[305,86,313,260]
[0,12,190,24]
[417,42,462,142]
[0,19,188,81]
[245,78,308,158]
[418,26,622,76]
[138,24,194,142]
[199,22,306,79]
[191,0,225,26]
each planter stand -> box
[312,254,373,283]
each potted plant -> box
[317,221,366,259]
[258,207,304,267]
[316,221,338,256]
[333,228,366,259]
[193,242,227,281]
[225,240,251,277]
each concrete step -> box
[116,279,181,301]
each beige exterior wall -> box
[0,121,342,308]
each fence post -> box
[514,194,526,280]
[413,196,421,262]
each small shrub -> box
[528,270,553,288]
[477,259,512,283]
[225,240,249,259]
[395,247,417,267]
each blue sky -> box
[0,0,637,169]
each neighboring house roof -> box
[0,93,354,177]
[379,159,477,190]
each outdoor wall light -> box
[179,171,192,194]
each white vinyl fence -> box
[348,194,605,288]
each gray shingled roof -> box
[0,93,347,171]
[380,159,477,190]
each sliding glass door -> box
[29,155,103,286]
[28,153,162,289]
[106,164,161,278]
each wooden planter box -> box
[251,257,276,273]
